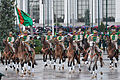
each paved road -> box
[0,54,120,80]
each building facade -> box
[17,0,120,26]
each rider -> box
[22,30,32,54]
[46,31,53,50]
[57,31,65,51]
[91,30,101,52]
[72,30,78,54]
[110,30,118,51]
[7,32,15,52]
[77,29,83,47]
[85,30,91,42]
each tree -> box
[0,0,16,50]
[85,9,90,26]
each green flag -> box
[16,8,33,26]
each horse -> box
[66,36,76,73]
[41,36,52,68]
[87,41,103,79]
[1,39,14,71]
[13,38,36,76]
[52,38,65,70]
[106,39,119,69]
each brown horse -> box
[67,36,76,73]
[14,38,36,76]
[1,39,14,71]
[106,39,119,69]
[52,39,64,70]
[41,36,52,67]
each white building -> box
[17,0,120,26]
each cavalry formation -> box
[0,28,120,79]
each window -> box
[77,0,89,22]
[102,0,115,22]
[53,0,64,23]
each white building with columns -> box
[16,0,120,26]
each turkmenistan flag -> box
[16,7,33,26]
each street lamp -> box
[106,0,108,32]
[98,0,100,33]
[42,0,45,33]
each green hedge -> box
[33,39,42,54]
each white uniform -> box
[22,35,31,51]
[7,37,15,52]
[110,35,118,49]
[57,36,65,50]
[46,35,53,48]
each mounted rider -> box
[76,29,83,46]
[7,32,15,52]
[45,31,53,50]
[72,30,78,54]
[91,31,101,52]
[110,30,118,51]
[85,30,91,42]
[21,30,32,54]
[57,31,65,51]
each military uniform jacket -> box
[110,34,118,41]
[7,37,14,43]
[57,36,64,42]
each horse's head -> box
[3,39,8,46]
[67,36,73,43]
[54,39,59,45]
[13,38,20,48]
[41,35,45,43]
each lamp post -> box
[92,0,93,32]
[67,0,68,27]
[47,0,49,27]
[42,0,45,33]
[106,0,108,32]
[98,0,100,33]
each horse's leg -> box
[49,52,52,67]
[109,58,113,69]
[53,56,56,70]
[99,56,103,75]
[43,54,47,67]
[5,59,8,71]
[21,61,25,76]
[16,58,19,74]
[31,59,35,76]
[115,56,119,68]
[1,56,4,65]
[72,57,75,73]
[27,61,31,75]
[59,57,62,70]
[68,58,71,72]
[77,55,81,72]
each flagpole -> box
[19,24,22,34]
[52,0,54,36]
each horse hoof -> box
[109,66,112,68]
[32,73,34,76]
[16,69,19,74]
[20,75,24,77]
[10,66,12,68]
[69,72,71,74]
[44,64,48,67]
[79,69,81,72]
[62,67,64,70]
[28,70,31,75]
[5,68,7,71]
[54,65,56,70]
[100,72,103,75]
[72,70,75,73]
